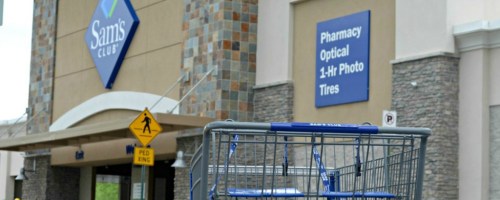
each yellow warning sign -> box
[133,147,154,166]
[129,108,163,146]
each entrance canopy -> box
[0,113,214,151]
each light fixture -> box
[16,153,44,181]
[171,151,187,168]
[15,167,34,181]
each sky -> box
[0,0,33,121]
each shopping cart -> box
[190,121,430,199]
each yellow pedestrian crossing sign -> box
[129,108,163,146]
[133,147,155,166]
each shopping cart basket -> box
[190,121,430,199]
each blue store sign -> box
[315,10,370,107]
[85,0,139,89]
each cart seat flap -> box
[227,188,304,197]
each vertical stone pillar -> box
[392,54,459,200]
[175,0,258,199]
[27,0,56,134]
[180,0,258,121]
[253,81,294,122]
[23,0,80,199]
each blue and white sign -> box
[315,10,370,107]
[85,0,139,89]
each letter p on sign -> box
[382,110,397,127]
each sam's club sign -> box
[315,11,370,107]
[85,0,139,89]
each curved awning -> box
[0,113,214,151]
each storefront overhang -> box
[0,113,214,151]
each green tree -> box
[95,182,119,200]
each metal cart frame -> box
[190,121,430,199]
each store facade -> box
[0,0,499,199]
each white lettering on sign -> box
[90,18,126,58]
[316,27,366,98]
[319,84,340,96]
[318,60,365,97]
[320,26,363,44]
[319,65,337,79]
[319,61,365,79]
[309,123,342,127]
[339,61,364,75]
[315,11,370,106]
[320,44,349,63]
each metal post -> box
[415,136,428,200]
[140,165,145,200]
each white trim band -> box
[454,20,500,52]
[49,91,179,131]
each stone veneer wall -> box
[173,136,203,200]
[253,82,294,122]
[253,82,296,188]
[175,0,258,199]
[392,55,459,199]
[179,0,258,120]
[23,1,80,199]
[490,105,500,198]
[27,0,56,135]
[23,156,80,200]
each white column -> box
[458,49,490,200]
[256,0,293,86]
[454,20,500,200]
[0,152,8,200]
[79,167,93,200]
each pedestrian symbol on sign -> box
[129,108,163,146]
[142,113,151,134]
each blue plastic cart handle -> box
[270,122,378,134]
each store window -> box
[94,160,175,200]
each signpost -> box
[129,108,162,200]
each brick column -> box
[392,54,459,200]
[23,0,80,199]
[175,0,258,199]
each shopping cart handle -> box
[270,122,378,134]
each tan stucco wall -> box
[292,0,394,125]
[51,132,178,167]
[54,0,183,123]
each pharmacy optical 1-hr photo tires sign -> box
[315,10,370,107]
